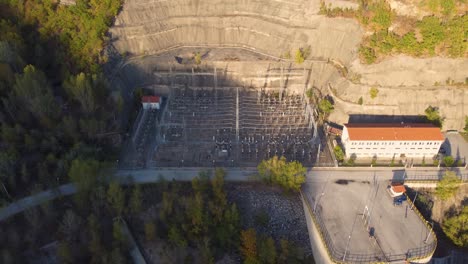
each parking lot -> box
[442,132,468,164]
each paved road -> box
[0,183,76,221]
[0,166,461,221]
[443,132,468,163]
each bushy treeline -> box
[362,15,467,63]
[442,206,467,248]
[320,0,467,63]
[0,0,123,204]
[1,0,121,74]
[140,169,241,263]
[0,177,140,263]
[240,228,313,264]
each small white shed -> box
[142,96,161,110]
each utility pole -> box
[214,67,217,107]
[236,87,239,142]
[316,143,321,164]
[411,191,418,210]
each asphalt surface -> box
[302,173,435,260]
[443,132,468,163]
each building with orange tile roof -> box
[342,123,444,158]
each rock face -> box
[109,0,363,64]
[109,0,468,130]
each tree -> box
[333,146,344,162]
[129,184,142,214]
[198,237,215,264]
[435,171,462,200]
[69,159,102,208]
[187,192,204,237]
[88,214,104,264]
[258,236,277,264]
[144,221,157,242]
[13,65,59,123]
[278,239,290,264]
[168,225,187,247]
[112,221,126,249]
[257,156,306,191]
[216,203,240,249]
[318,98,334,115]
[369,87,379,99]
[443,155,455,167]
[57,241,73,264]
[59,210,83,243]
[424,106,443,128]
[63,73,106,114]
[442,206,468,247]
[358,96,363,105]
[240,228,259,264]
[107,181,126,216]
[210,168,227,222]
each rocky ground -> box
[226,183,313,257]
[131,182,313,263]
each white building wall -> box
[342,127,443,158]
[142,102,160,110]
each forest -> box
[0,0,124,205]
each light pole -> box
[425,220,434,243]
[313,192,324,212]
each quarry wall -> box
[109,0,363,65]
[109,0,468,130]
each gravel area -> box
[226,183,313,257]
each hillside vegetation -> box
[320,0,467,63]
[0,0,123,204]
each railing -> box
[301,190,437,263]
[405,170,468,182]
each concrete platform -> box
[302,174,436,263]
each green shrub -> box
[318,98,334,115]
[333,146,344,162]
[257,156,306,191]
[359,46,377,64]
[358,97,363,105]
[424,106,443,128]
[435,171,461,200]
[441,0,455,16]
[418,16,445,54]
[370,0,393,29]
[194,52,202,65]
[369,87,379,99]
[443,156,455,167]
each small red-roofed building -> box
[389,184,406,197]
[142,96,161,110]
[342,123,444,158]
